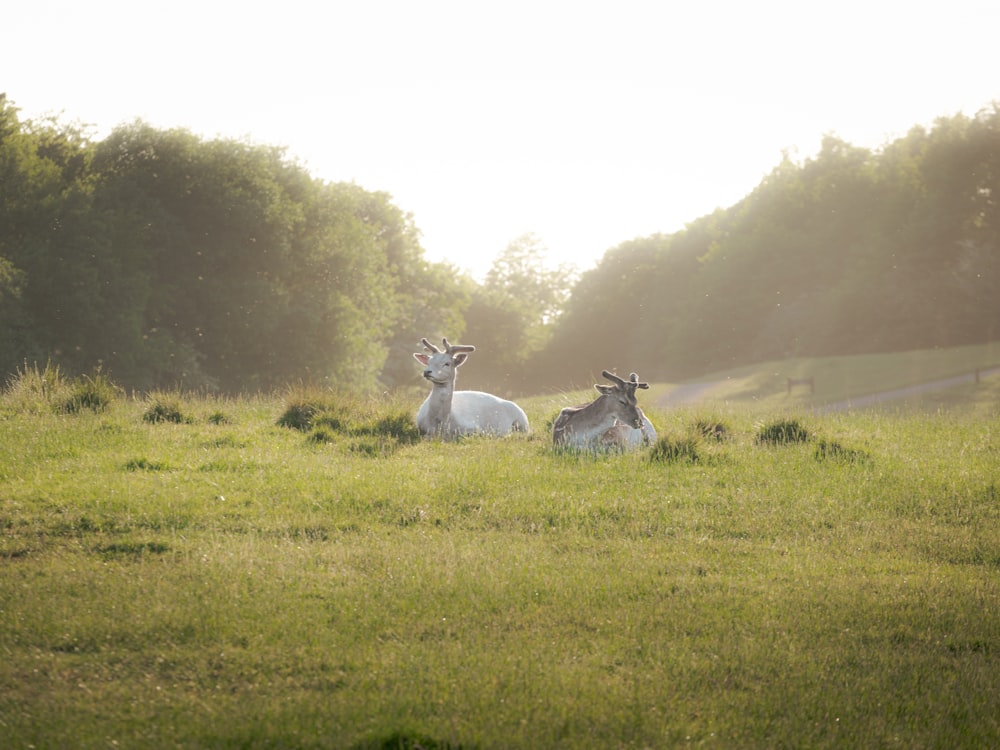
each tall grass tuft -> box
[3,361,122,414]
[755,417,810,444]
[353,412,422,445]
[277,384,349,431]
[61,367,121,413]
[814,438,872,465]
[649,434,701,463]
[693,417,729,441]
[142,392,190,424]
[2,360,71,413]
[278,385,420,454]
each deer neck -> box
[425,377,455,421]
[555,395,617,442]
[578,395,618,430]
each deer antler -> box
[602,370,626,386]
[442,337,476,354]
[421,338,441,353]
[629,372,650,390]
[603,370,649,390]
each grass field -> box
[1,350,999,749]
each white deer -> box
[552,371,656,450]
[413,337,530,439]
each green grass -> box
[1,357,999,749]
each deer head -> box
[413,337,477,387]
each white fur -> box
[414,338,529,439]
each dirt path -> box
[815,366,1000,413]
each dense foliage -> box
[2,92,998,394]
[0,95,467,392]
[541,104,1000,384]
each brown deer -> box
[552,371,656,449]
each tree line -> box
[539,104,1000,388]
[2,93,997,396]
[0,94,470,393]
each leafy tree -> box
[0,96,96,376]
[539,233,678,387]
[463,234,576,393]
[0,105,471,393]
[540,107,1000,382]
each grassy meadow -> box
[1,353,999,749]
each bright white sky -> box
[4,0,998,279]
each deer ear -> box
[595,384,614,394]
[453,353,469,366]
[414,353,430,365]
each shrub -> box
[756,418,810,445]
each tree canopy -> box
[539,105,1000,386]
[0,96,466,393]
